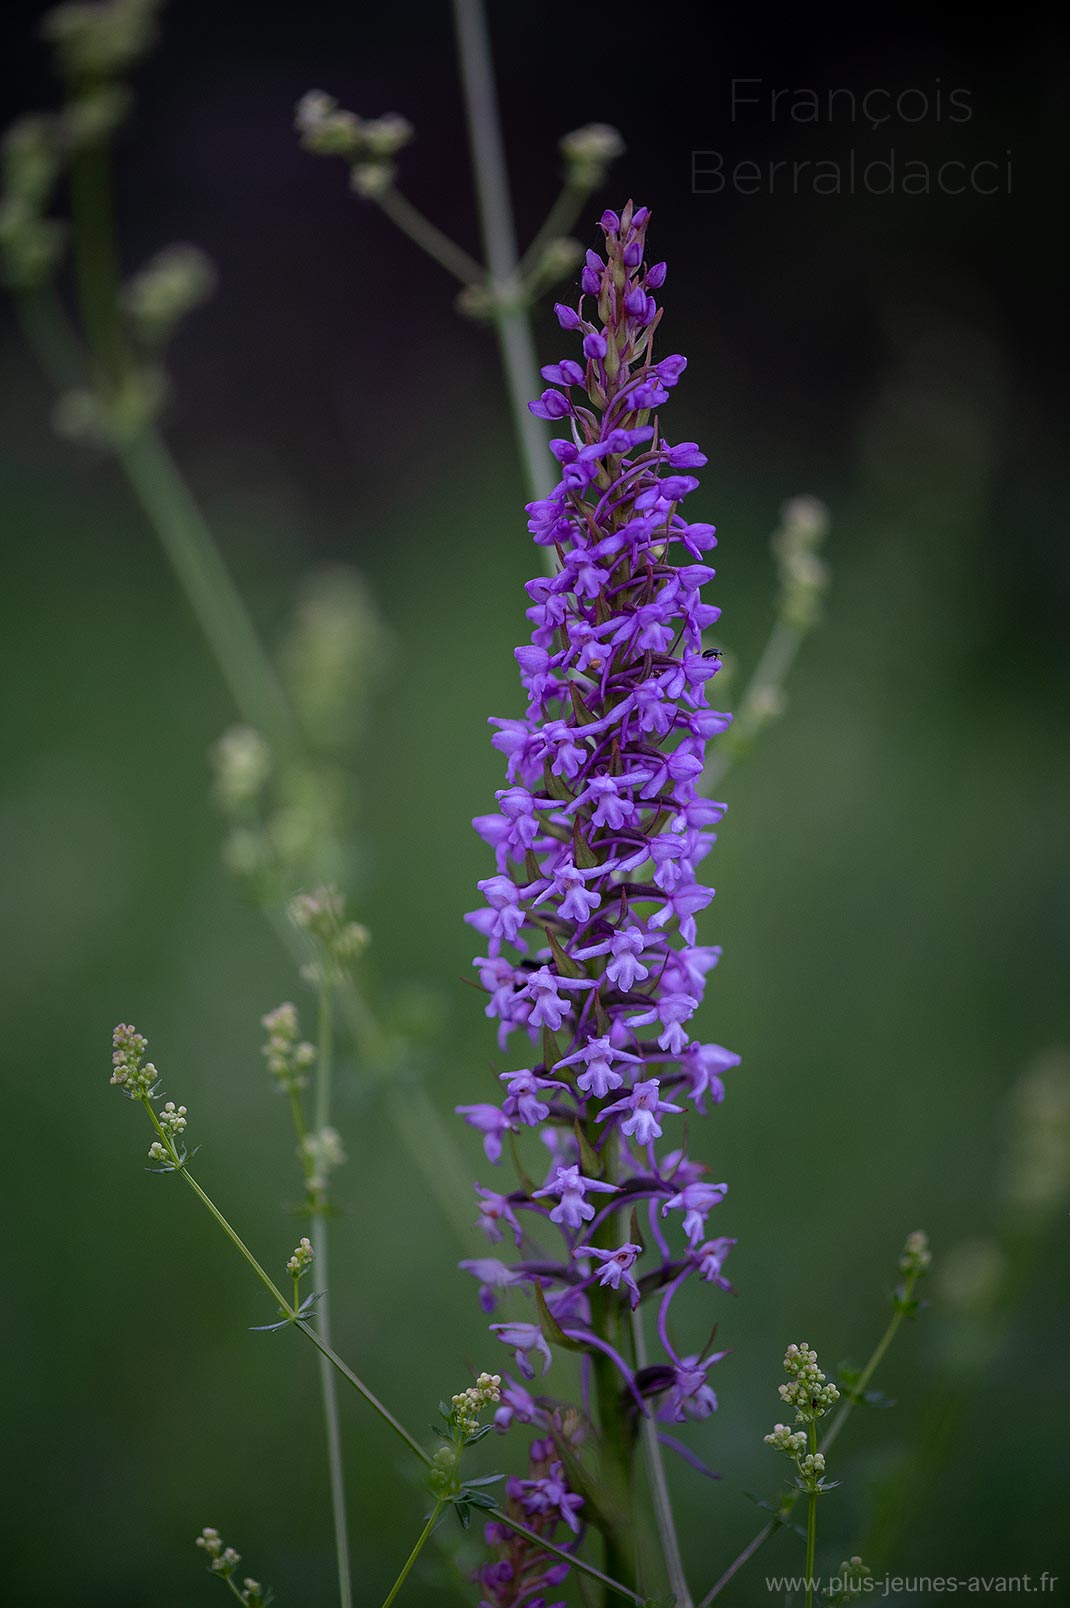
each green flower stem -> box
[374,186,485,287]
[700,616,807,795]
[820,1298,907,1455]
[586,1126,638,1605]
[631,1305,693,1607]
[222,1572,249,1605]
[451,0,554,505]
[696,1270,923,1607]
[309,981,354,1608]
[261,913,477,1254]
[487,1508,646,1605]
[804,1424,818,1608]
[114,426,301,758]
[138,1096,431,1469]
[379,1501,444,1608]
[517,179,589,282]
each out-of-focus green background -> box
[2,2,1067,1604]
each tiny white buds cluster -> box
[1002,1049,1070,1215]
[286,1236,314,1278]
[52,365,166,444]
[449,1371,502,1438]
[195,1528,267,1603]
[290,886,345,939]
[60,83,132,150]
[122,242,217,344]
[899,1229,932,1279]
[41,0,163,81]
[261,1002,316,1094]
[772,495,831,629]
[110,1023,157,1098]
[777,1340,841,1422]
[159,1100,187,1138]
[765,1341,838,1494]
[210,727,273,814]
[281,566,388,752]
[290,886,370,980]
[762,1422,806,1456]
[829,1556,874,1604]
[295,91,413,194]
[196,1529,239,1573]
[559,122,625,188]
[0,116,65,289]
[302,1126,346,1198]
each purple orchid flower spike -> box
[459,200,742,1594]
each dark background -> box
[2,2,1067,1605]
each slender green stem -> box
[586,1128,638,1605]
[632,1306,693,1607]
[309,981,353,1608]
[12,287,87,390]
[696,1521,776,1606]
[222,1572,249,1604]
[451,0,553,504]
[804,1425,817,1608]
[700,616,806,794]
[821,1304,904,1455]
[294,1321,431,1467]
[264,906,478,1253]
[517,179,589,281]
[137,1096,430,1467]
[114,427,300,756]
[696,1276,921,1607]
[375,186,485,286]
[488,1508,646,1605]
[379,1501,444,1608]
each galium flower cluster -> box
[459,202,740,1578]
[195,1527,268,1606]
[763,1339,839,1493]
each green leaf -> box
[541,1025,562,1073]
[569,682,597,727]
[574,1118,603,1176]
[572,817,600,870]
[543,759,574,804]
[545,925,586,980]
[460,1487,500,1510]
[507,1131,537,1195]
[535,1282,585,1352]
[453,1501,472,1531]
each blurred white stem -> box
[451,0,554,503]
[632,1306,694,1607]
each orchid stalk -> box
[460,201,739,1605]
